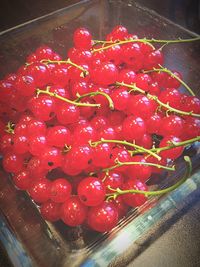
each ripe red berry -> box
[73,28,92,49]
[91,62,118,85]
[14,75,36,96]
[25,62,50,87]
[28,96,55,121]
[159,136,184,160]
[159,115,184,137]
[78,177,106,206]
[87,202,119,232]
[12,169,32,190]
[47,126,71,147]
[28,179,51,203]
[122,179,148,207]
[122,115,146,140]
[3,152,24,173]
[50,178,72,203]
[56,103,80,125]
[61,196,88,227]
[39,147,63,170]
[40,200,61,222]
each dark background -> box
[0,0,199,33]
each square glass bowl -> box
[0,1,200,266]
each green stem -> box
[89,139,161,160]
[103,159,175,173]
[152,136,200,154]
[36,88,100,108]
[75,91,114,110]
[130,136,200,156]
[92,36,200,47]
[116,82,200,118]
[106,156,192,198]
[143,66,195,96]
[91,36,200,53]
[92,38,155,53]
[146,36,200,44]
[40,58,89,76]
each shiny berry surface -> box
[78,177,106,206]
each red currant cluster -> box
[0,25,200,233]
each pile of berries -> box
[0,25,200,233]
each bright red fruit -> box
[29,179,51,203]
[78,177,106,206]
[61,196,88,226]
[122,179,148,207]
[87,202,119,232]
[40,200,61,222]
[50,178,72,203]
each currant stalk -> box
[103,158,175,174]
[40,58,89,76]
[130,136,200,156]
[143,65,195,96]
[92,36,200,51]
[5,121,15,134]
[36,88,100,108]
[106,156,192,200]
[75,91,114,110]
[115,82,200,118]
[89,139,161,160]
[92,38,155,53]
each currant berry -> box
[78,177,106,206]
[39,147,63,170]
[99,171,124,193]
[56,103,80,125]
[28,96,55,121]
[3,152,24,173]
[12,169,32,190]
[40,200,61,222]
[122,115,146,141]
[110,88,130,111]
[159,135,184,160]
[29,179,51,203]
[50,178,72,203]
[92,142,112,168]
[91,62,118,85]
[159,115,184,137]
[25,62,50,87]
[87,202,119,232]
[61,196,88,227]
[127,155,152,183]
[122,179,148,207]
[73,28,92,49]
[14,75,36,96]
[47,126,71,148]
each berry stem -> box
[5,121,15,134]
[142,65,195,96]
[40,58,89,76]
[146,36,200,44]
[103,158,175,173]
[152,136,200,154]
[106,156,192,199]
[89,139,161,160]
[92,36,200,48]
[36,88,100,108]
[92,38,155,53]
[115,82,200,118]
[130,136,200,155]
[75,91,115,110]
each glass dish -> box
[0,1,200,266]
